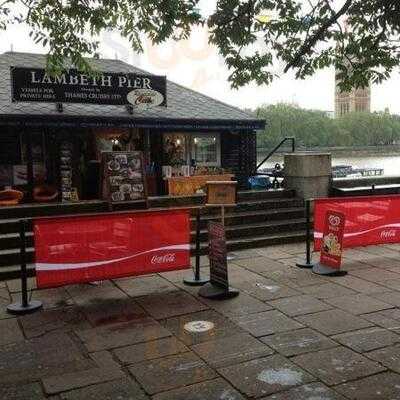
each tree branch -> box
[284,0,353,72]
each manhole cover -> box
[184,320,215,333]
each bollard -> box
[7,219,42,315]
[296,199,316,269]
[184,208,209,286]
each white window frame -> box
[190,133,221,167]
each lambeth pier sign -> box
[11,67,167,107]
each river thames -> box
[258,154,400,177]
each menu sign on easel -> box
[101,151,147,203]
[208,221,229,289]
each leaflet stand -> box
[198,181,239,299]
[7,219,42,315]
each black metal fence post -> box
[7,219,43,315]
[296,199,315,269]
[184,207,209,286]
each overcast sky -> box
[1,0,399,113]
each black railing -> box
[256,137,296,171]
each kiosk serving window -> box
[192,134,220,166]
[163,132,221,167]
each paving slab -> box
[152,378,245,400]
[163,310,243,346]
[349,267,400,283]
[19,307,90,338]
[299,283,356,299]
[233,257,287,274]
[66,281,128,306]
[235,277,300,301]
[295,309,373,336]
[114,275,178,297]
[199,292,272,317]
[129,352,216,395]
[113,336,188,365]
[332,327,400,352]
[324,294,393,315]
[191,333,274,368]
[228,266,266,284]
[0,332,94,384]
[367,344,400,372]
[42,350,125,395]
[0,287,14,320]
[371,291,400,307]
[136,291,208,319]
[0,318,24,345]
[77,317,171,352]
[0,382,45,400]
[218,354,315,398]
[261,382,346,400]
[256,247,293,259]
[378,278,400,291]
[268,295,332,317]
[361,308,400,329]
[260,328,338,357]
[6,277,36,293]
[269,270,328,289]
[292,346,385,386]
[79,297,148,327]
[232,310,303,337]
[329,275,388,294]
[334,372,400,400]
[20,287,74,310]
[60,377,149,400]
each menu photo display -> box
[101,151,147,203]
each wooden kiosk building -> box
[0,52,265,203]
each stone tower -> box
[334,20,371,117]
[334,74,371,117]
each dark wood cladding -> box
[221,130,256,189]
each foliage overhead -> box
[0,1,399,89]
[256,103,400,149]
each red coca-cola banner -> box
[34,209,190,289]
[314,195,400,251]
[320,210,345,269]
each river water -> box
[258,154,400,177]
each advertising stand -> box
[198,181,239,299]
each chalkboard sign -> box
[100,151,147,203]
[208,221,228,289]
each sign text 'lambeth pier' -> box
[11,67,167,107]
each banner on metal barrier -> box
[34,210,190,288]
[314,195,400,251]
[320,210,345,269]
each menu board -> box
[208,221,229,289]
[101,151,147,203]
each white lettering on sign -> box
[381,230,396,239]
[151,253,176,264]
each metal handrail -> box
[256,137,295,171]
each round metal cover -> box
[184,320,215,333]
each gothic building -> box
[334,75,371,117]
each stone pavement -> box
[3,243,400,399]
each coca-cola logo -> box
[328,215,341,227]
[381,230,396,239]
[151,253,176,264]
